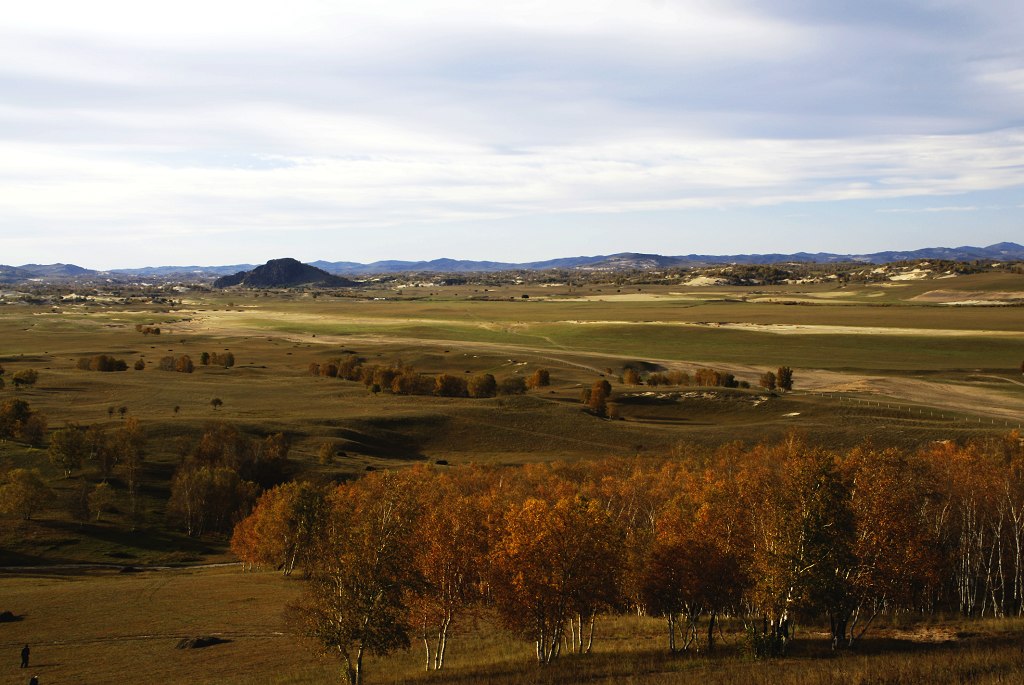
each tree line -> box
[309,356,549,398]
[624,365,794,392]
[229,431,1024,684]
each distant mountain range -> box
[1,242,1022,284]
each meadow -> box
[1,270,1023,683]
[3,566,1024,685]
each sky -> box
[1,0,1023,269]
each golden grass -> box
[4,566,1024,684]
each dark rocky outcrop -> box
[213,258,357,288]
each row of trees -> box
[623,366,794,392]
[153,352,236,372]
[76,355,129,372]
[200,351,236,367]
[759,366,794,392]
[158,355,195,373]
[230,432,1024,683]
[310,358,549,398]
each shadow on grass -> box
[16,519,222,565]
[403,647,742,685]
[401,630,1024,685]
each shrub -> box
[78,355,128,372]
[468,373,498,398]
[498,376,527,395]
[435,374,469,398]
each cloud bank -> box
[1,0,1022,267]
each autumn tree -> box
[841,447,943,646]
[0,399,32,439]
[434,374,468,398]
[586,379,612,417]
[759,371,777,391]
[776,366,794,391]
[211,398,223,411]
[19,413,47,447]
[78,355,128,372]
[0,468,50,520]
[739,438,853,655]
[209,351,236,368]
[295,471,425,685]
[641,523,744,653]
[392,371,434,395]
[693,368,721,387]
[467,373,497,398]
[49,424,88,478]
[622,368,642,386]
[489,495,623,663]
[526,369,550,389]
[408,470,488,671]
[498,376,527,395]
[232,481,329,575]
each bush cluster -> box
[76,355,129,372]
[309,357,541,398]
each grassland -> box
[1,271,1023,683]
[3,566,1024,685]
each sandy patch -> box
[911,289,1024,304]
[890,269,932,281]
[684,276,729,286]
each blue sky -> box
[1,0,1022,268]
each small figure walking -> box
[20,644,30,668]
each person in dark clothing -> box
[29,676,39,685]
[20,644,29,668]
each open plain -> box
[2,270,1023,684]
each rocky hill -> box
[213,258,358,288]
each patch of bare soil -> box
[911,289,1024,304]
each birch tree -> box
[489,495,623,663]
[296,471,424,685]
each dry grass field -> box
[1,272,1023,683]
[3,566,1024,685]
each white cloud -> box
[1,1,1023,265]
